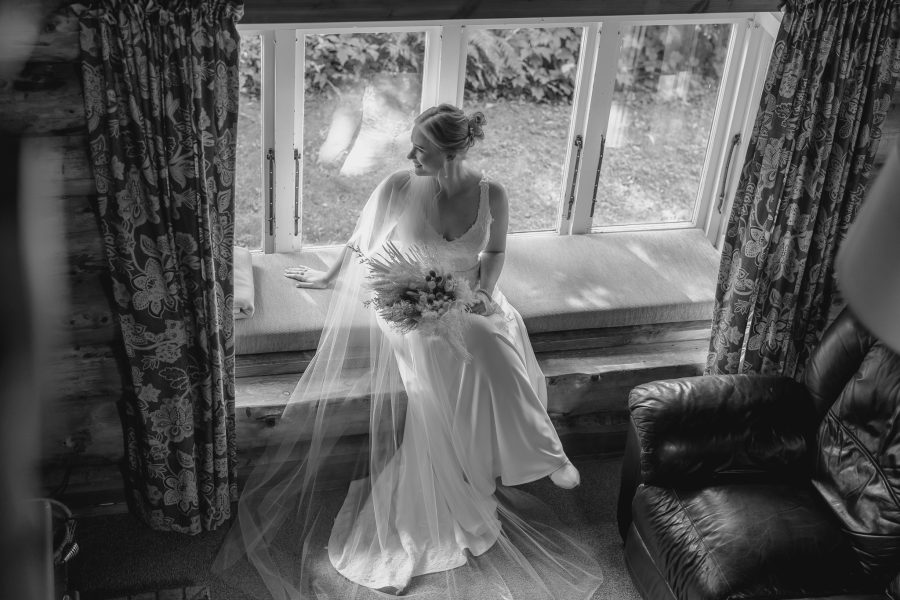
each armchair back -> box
[809,310,900,583]
[804,309,880,419]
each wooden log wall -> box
[3,2,899,511]
[240,0,782,24]
[0,7,125,504]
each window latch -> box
[716,133,742,213]
[266,148,275,235]
[293,148,301,236]
[589,134,606,218]
[566,134,584,221]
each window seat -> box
[233,228,719,464]
[234,228,720,357]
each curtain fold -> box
[707,0,900,378]
[77,0,243,533]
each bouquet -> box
[351,241,477,360]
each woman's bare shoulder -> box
[485,179,508,209]
[485,178,507,194]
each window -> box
[235,31,264,251]
[462,26,584,234]
[234,14,778,252]
[301,31,426,246]
[596,23,732,227]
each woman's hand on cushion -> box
[284,266,332,289]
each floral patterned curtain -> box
[708,0,900,378]
[77,0,243,533]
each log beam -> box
[242,0,782,25]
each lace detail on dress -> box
[424,175,493,282]
[438,175,492,244]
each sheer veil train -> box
[212,110,604,599]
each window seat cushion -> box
[234,229,720,356]
[233,245,256,319]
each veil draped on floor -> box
[212,172,604,599]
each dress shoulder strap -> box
[478,174,490,216]
[477,174,494,231]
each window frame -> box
[236,29,275,253]
[705,16,778,248]
[236,12,779,253]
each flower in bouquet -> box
[351,241,477,360]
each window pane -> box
[462,27,583,233]
[593,24,732,227]
[235,32,264,251]
[302,32,425,247]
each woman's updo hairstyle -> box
[415,103,486,159]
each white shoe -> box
[550,460,581,489]
[376,585,404,595]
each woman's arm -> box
[284,245,351,289]
[475,181,509,308]
[284,170,407,289]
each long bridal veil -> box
[212,173,604,599]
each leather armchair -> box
[617,309,900,600]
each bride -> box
[213,104,603,599]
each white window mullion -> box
[555,22,600,234]
[717,24,775,248]
[420,27,443,111]
[694,21,749,238]
[260,31,276,254]
[569,21,621,235]
[757,11,782,37]
[436,24,467,107]
[291,33,305,251]
[705,19,775,248]
[272,28,298,253]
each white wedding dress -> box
[328,172,573,591]
[213,170,602,600]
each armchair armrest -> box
[631,374,816,486]
[617,374,815,540]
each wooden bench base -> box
[51,320,710,515]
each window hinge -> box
[293,148,301,236]
[266,148,275,235]
[589,134,606,218]
[566,134,584,221]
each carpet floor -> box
[69,455,639,600]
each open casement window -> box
[569,14,779,240]
[235,30,267,252]
[234,13,779,253]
